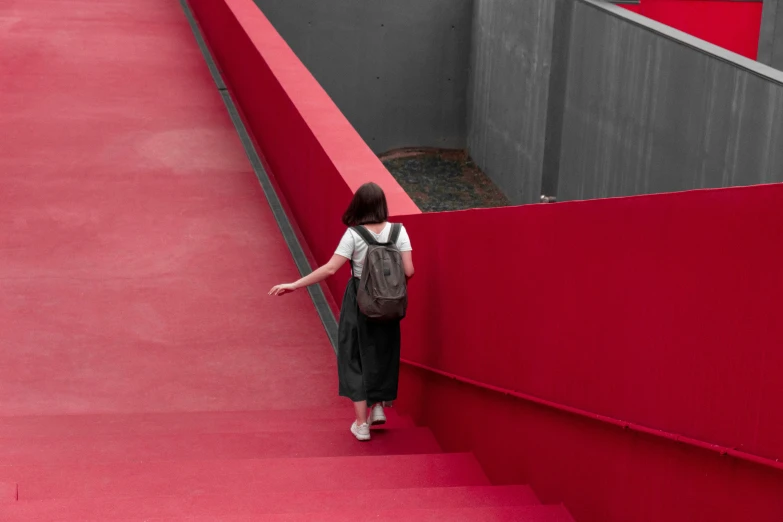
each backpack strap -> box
[351,225,380,246]
[389,223,402,246]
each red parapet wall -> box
[622,0,763,59]
[397,185,783,520]
[186,0,419,303]
[401,186,783,461]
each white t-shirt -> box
[335,223,412,279]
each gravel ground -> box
[381,149,509,212]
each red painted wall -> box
[622,0,763,59]
[401,188,783,461]
[186,0,419,304]
[402,185,783,522]
[397,186,783,520]
[186,1,783,520]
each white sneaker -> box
[350,421,371,441]
[369,404,386,426]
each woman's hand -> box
[269,283,297,296]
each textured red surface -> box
[0,1,567,521]
[0,0,340,417]
[186,0,420,306]
[13,506,573,522]
[0,428,443,466]
[6,453,489,499]
[6,486,541,520]
[0,408,415,438]
[1,482,18,503]
[397,184,783,520]
[99,506,572,522]
[621,0,763,59]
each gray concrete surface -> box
[466,0,557,204]
[556,0,783,201]
[759,0,783,70]
[253,0,472,154]
[541,0,576,199]
[251,0,783,205]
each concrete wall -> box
[252,0,783,205]
[463,0,646,204]
[759,0,783,70]
[556,0,783,201]
[252,0,473,155]
[466,0,559,204]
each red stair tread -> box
[0,427,439,465]
[0,409,414,438]
[97,505,574,522]
[5,453,490,500]
[4,486,540,520]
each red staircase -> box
[0,0,575,519]
[1,408,572,521]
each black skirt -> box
[337,278,401,404]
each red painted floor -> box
[0,0,572,519]
[0,0,340,416]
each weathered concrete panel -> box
[253,0,473,154]
[466,0,557,204]
[759,0,783,70]
[541,0,576,199]
[558,0,783,201]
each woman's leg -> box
[354,400,369,425]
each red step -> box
[4,485,540,520]
[0,408,414,438]
[62,505,574,522]
[5,453,490,500]
[0,427,439,465]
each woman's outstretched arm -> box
[269,254,349,296]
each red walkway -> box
[0,1,570,520]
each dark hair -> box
[342,182,388,226]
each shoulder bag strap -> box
[351,225,380,246]
[389,223,402,246]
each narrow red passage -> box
[0,0,571,519]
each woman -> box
[269,183,414,441]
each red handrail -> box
[401,358,783,473]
